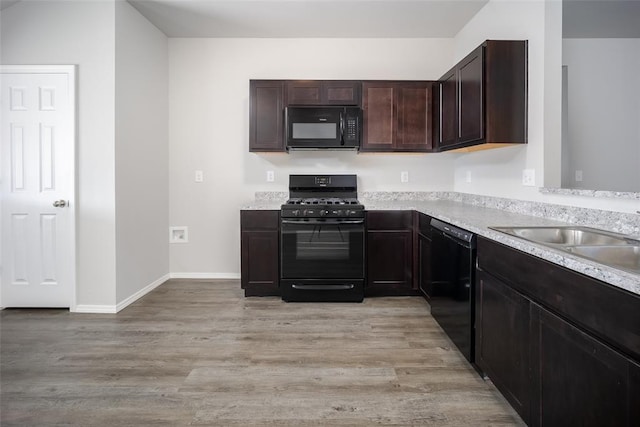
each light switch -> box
[195,170,204,183]
[400,171,409,183]
[266,170,275,182]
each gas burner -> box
[282,174,363,219]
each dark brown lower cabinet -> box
[531,305,640,427]
[365,210,416,296]
[240,210,279,296]
[475,270,531,424]
[476,237,640,426]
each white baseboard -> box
[115,273,170,312]
[73,305,117,314]
[169,272,241,279]
[70,273,238,314]
[71,273,170,314]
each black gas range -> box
[280,175,365,302]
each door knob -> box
[53,200,67,208]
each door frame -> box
[0,65,77,310]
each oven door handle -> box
[292,284,355,291]
[281,219,364,225]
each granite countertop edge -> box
[241,197,640,296]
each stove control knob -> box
[291,209,300,217]
[320,209,328,217]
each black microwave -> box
[285,106,362,150]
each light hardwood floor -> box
[1,280,524,426]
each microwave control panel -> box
[345,117,358,140]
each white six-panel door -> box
[1,66,76,308]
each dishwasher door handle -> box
[439,229,475,250]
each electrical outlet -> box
[575,170,583,182]
[194,170,203,183]
[522,169,536,187]
[465,170,472,183]
[400,171,409,183]
[266,170,275,182]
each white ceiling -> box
[2,0,638,39]
[126,0,489,38]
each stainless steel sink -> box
[564,245,640,274]
[490,226,640,274]
[490,226,637,246]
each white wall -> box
[452,0,548,199]
[114,1,169,303]
[1,1,117,306]
[168,38,456,275]
[450,0,638,213]
[562,38,640,192]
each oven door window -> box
[281,221,364,279]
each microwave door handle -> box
[339,111,345,146]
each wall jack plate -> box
[169,226,189,243]
[400,171,409,183]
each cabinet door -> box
[366,210,414,296]
[458,45,484,144]
[322,81,361,105]
[476,270,531,424]
[531,304,639,426]
[366,230,413,296]
[396,83,433,151]
[362,82,434,152]
[286,81,360,106]
[438,69,457,147]
[361,82,396,151]
[249,80,286,152]
[240,211,280,296]
[286,81,321,105]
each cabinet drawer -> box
[366,210,412,230]
[240,210,279,230]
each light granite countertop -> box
[242,192,640,296]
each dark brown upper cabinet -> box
[249,80,286,152]
[361,81,434,152]
[436,40,528,152]
[286,80,361,106]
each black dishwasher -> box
[429,218,477,363]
